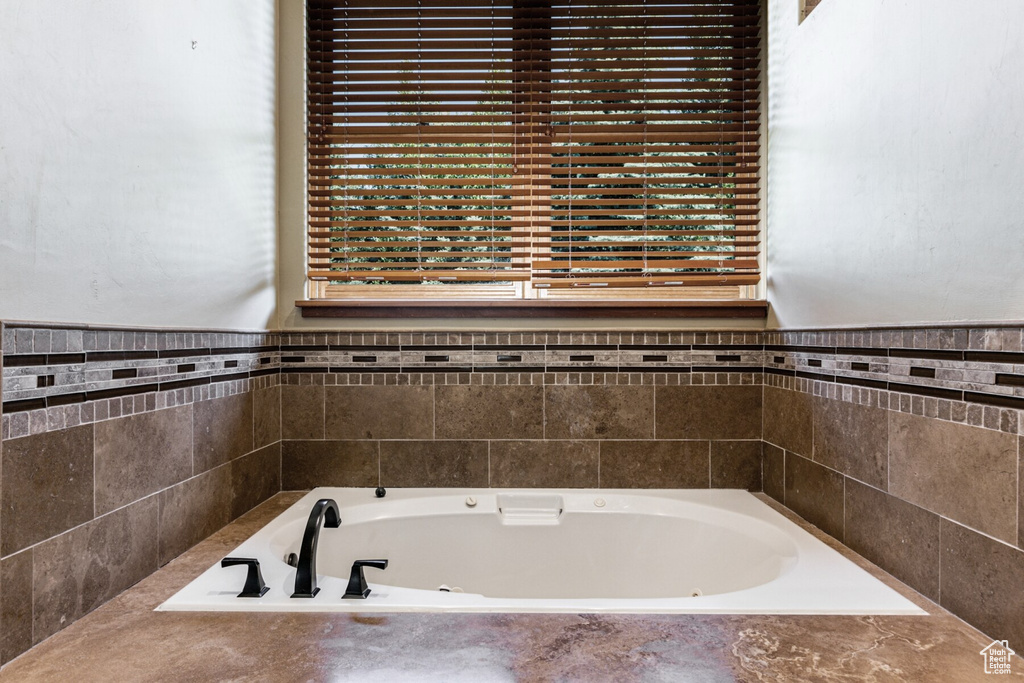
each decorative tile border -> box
[4,322,1024,438]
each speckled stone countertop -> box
[0,493,1018,682]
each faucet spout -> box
[291,498,341,598]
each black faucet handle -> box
[343,559,389,599]
[221,557,270,598]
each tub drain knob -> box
[466,496,477,507]
[375,487,386,498]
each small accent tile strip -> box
[4,323,1024,437]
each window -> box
[305,0,762,304]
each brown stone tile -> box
[435,386,543,439]
[380,440,487,487]
[940,519,1024,651]
[544,386,653,440]
[600,440,709,488]
[710,441,762,491]
[33,496,158,643]
[1,425,94,556]
[889,412,1017,543]
[763,386,812,456]
[230,443,281,520]
[1019,436,1023,550]
[784,453,844,541]
[325,385,433,440]
[0,549,33,665]
[812,396,888,490]
[489,441,598,488]
[281,440,378,490]
[253,385,281,449]
[192,393,254,473]
[762,443,785,503]
[844,479,940,601]
[281,385,324,440]
[94,406,192,516]
[157,466,232,566]
[654,386,761,440]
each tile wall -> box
[2,322,1023,663]
[0,324,282,665]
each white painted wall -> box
[0,0,277,329]
[767,0,1024,328]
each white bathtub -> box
[158,488,925,615]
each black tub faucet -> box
[291,498,341,598]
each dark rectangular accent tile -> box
[351,355,377,363]
[965,350,1024,364]
[890,348,963,361]
[1,425,95,556]
[850,362,870,371]
[1,549,33,665]
[546,385,653,440]
[35,374,55,388]
[812,397,888,490]
[158,348,212,359]
[224,360,238,369]
[326,385,433,440]
[773,356,785,364]
[995,373,1024,387]
[380,440,487,488]
[837,375,889,390]
[715,354,742,362]
[4,354,48,367]
[620,344,691,351]
[112,368,138,380]
[435,386,543,440]
[940,519,1024,651]
[176,363,197,373]
[32,497,158,643]
[48,353,86,365]
[764,344,833,354]
[193,393,254,473]
[282,440,378,490]
[763,367,795,378]
[807,359,822,368]
[424,354,450,362]
[94,406,193,515]
[655,386,762,440]
[48,392,86,407]
[281,385,325,440]
[490,441,598,488]
[281,356,306,363]
[250,367,278,379]
[711,441,761,491]
[157,466,232,566]
[762,443,784,503]
[496,354,522,362]
[600,440,709,488]
[843,480,941,602]
[763,386,813,457]
[795,370,834,382]
[86,350,159,363]
[259,357,271,365]
[642,355,669,363]
[230,443,282,519]
[692,344,764,351]
[568,355,595,362]
[2,398,47,414]
[909,366,936,379]
[784,453,844,541]
[890,412,1017,543]
[158,377,211,392]
[963,391,1024,411]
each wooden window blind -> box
[306,0,761,299]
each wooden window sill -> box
[296,300,768,319]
